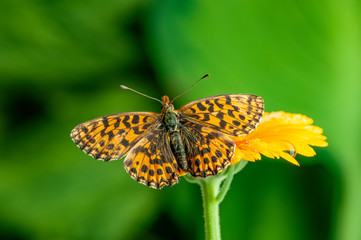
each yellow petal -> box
[231,111,328,165]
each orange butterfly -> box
[71,75,264,189]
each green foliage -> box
[1,0,360,239]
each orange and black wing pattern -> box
[177,94,264,136]
[71,92,265,188]
[180,122,235,177]
[71,112,159,161]
[123,126,187,189]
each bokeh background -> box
[1,0,360,239]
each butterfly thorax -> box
[161,95,188,171]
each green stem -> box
[215,169,234,203]
[234,159,248,173]
[216,159,248,203]
[199,177,222,240]
[184,160,249,240]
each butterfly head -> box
[161,95,174,112]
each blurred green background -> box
[1,0,360,239]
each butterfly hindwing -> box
[180,121,235,177]
[178,94,264,136]
[71,112,159,161]
[123,126,187,189]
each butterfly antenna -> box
[120,85,162,104]
[171,74,210,103]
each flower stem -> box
[184,160,249,240]
[215,169,234,203]
[199,177,222,240]
[217,159,248,203]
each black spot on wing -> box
[214,99,224,109]
[202,113,210,121]
[232,120,241,126]
[219,120,227,129]
[197,102,207,111]
[132,115,140,124]
[195,159,201,166]
[102,118,109,128]
[225,95,232,105]
[108,131,115,141]
[215,150,222,157]
[227,109,235,118]
[122,115,131,128]
[133,126,143,134]
[121,138,129,147]
[81,126,89,134]
[114,117,121,129]
[216,112,225,120]
[100,129,106,137]
[141,165,148,173]
[166,167,172,173]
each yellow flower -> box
[230,111,328,166]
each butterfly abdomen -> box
[168,130,187,170]
[163,108,188,171]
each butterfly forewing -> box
[177,94,264,136]
[180,122,235,177]
[123,126,187,189]
[71,112,159,161]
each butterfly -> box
[71,75,264,189]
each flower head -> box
[230,111,328,166]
